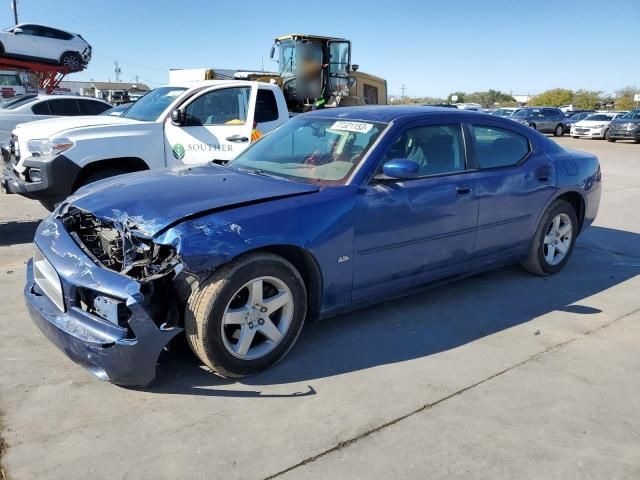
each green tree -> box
[447,91,466,103]
[465,89,516,107]
[572,90,602,109]
[614,86,638,110]
[529,88,574,107]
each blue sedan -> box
[25,107,602,385]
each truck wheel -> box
[185,252,307,378]
[521,199,577,276]
[77,168,129,189]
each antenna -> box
[114,61,121,83]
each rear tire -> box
[603,129,610,141]
[185,252,307,378]
[554,124,564,137]
[521,199,578,276]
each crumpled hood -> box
[63,164,320,237]
[14,115,142,138]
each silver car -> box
[511,107,566,136]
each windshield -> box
[0,74,22,86]
[585,114,613,121]
[620,110,640,120]
[1,95,37,110]
[121,87,186,121]
[229,117,386,184]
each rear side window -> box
[380,124,466,177]
[78,100,111,115]
[31,101,51,115]
[254,89,279,123]
[48,99,81,116]
[471,125,529,169]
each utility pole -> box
[401,84,406,104]
[114,61,121,83]
[135,75,139,85]
[11,0,18,24]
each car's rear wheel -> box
[185,252,307,378]
[521,199,577,276]
[554,124,564,136]
[60,52,82,71]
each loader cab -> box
[271,34,352,111]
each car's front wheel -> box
[522,199,578,276]
[185,252,307,377]
[554,124,564,137]
[60,52,82,71]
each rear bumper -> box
[24,216,181,386]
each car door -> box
[467,122,556,264]
[352,121,479,300]
[164,85,255,166]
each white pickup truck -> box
[2,80,289,210]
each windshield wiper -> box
[236,166,290,182]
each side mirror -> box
[13,27,23,34]
[351,64,359,72]
[170,109,184,126]
[270,45,275,59]
[379,159,420,180]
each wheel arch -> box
[555,191,586,232]
[73,157,149,190]
[217,244,324,322]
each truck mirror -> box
[170,109,184,126]
[270,45,275,59]
[351,64,359,72]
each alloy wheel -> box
[221,276,294,360]
[62,54,80,70]
[543,213,573,265]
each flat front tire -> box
[185,252,307,377]
[521,199,578,276]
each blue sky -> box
[7,0,639,98]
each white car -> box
[0,23,91,71]
[0,95,111,141]
[571,113,620,140]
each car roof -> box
[26,95,109,102]
[301,105,488,123]
[16,23,76,35]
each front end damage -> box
[24,206,194,386]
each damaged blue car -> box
[25,106,602,386]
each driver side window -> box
[184,87,251,126]
[377,124,466,178]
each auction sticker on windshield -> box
[330,121,374,133]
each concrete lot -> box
[0,137,639,480]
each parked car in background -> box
[607,109,640,143]
[2,81,290,210]
[24,106,601,386]
[100,102,134,117]
[455,103,484,111]
[492,107,520,117]
[0,23,91,71]
[0,95,111,141]
[511,107,566,136]
[563,111,594,133]
[0,70,26,98]
[571,113,619,139]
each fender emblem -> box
[337,255,350,264]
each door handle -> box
[226,135,249,143]
[456,185,472,195]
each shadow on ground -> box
[0,220,41,247]
[142,226,638,396]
